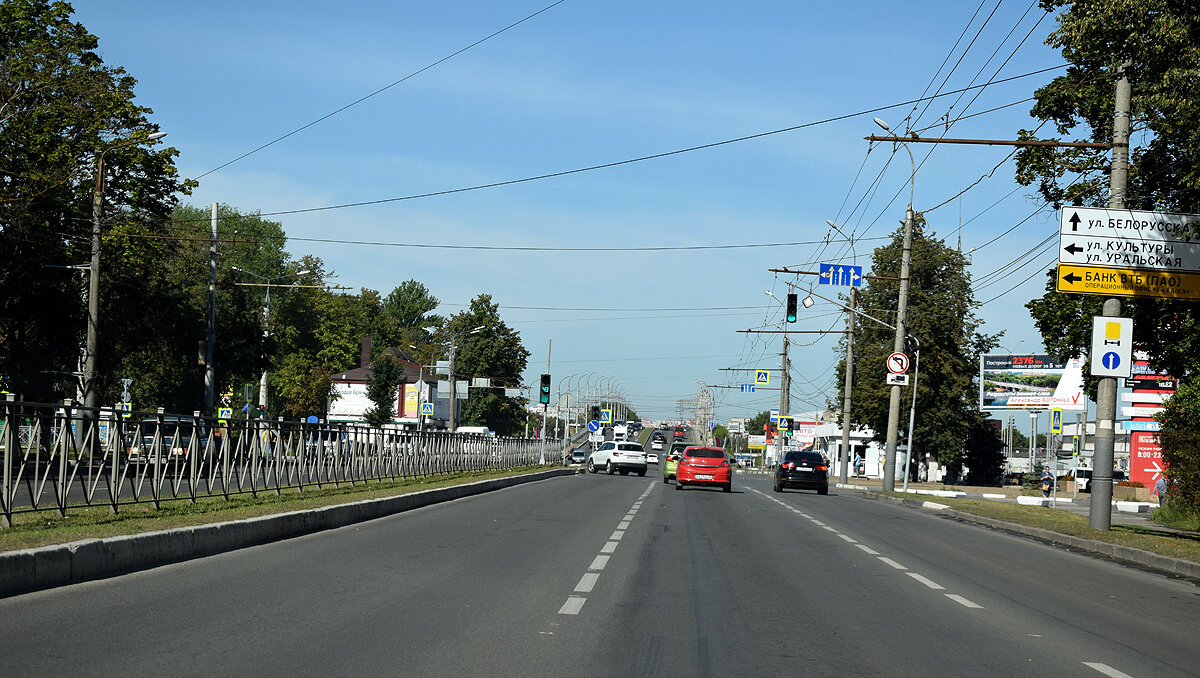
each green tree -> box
[362,354,402,428]
[962,412,1006,485]
[0,0,192,401]
[839,219,998,477]
[373,280,443,352]
[441,294,530,436]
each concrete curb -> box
[0,469,574,597]
[859,490,1200,581]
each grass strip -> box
[0,466,550,552]
[879,492,1200,565]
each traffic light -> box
[786,293,798,323]
[591,405,601,421]
[539,374,551,404]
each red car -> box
[675,446,732,493]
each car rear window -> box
[785,452,824,464]
[686,448,726,458]
[618,443,643,452]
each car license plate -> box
[697,474,713,480]
[798,466,812,472]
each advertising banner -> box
[979,354,1086,411]
[1130,432,1164,488]
[403,384,420,418]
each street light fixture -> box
[83,131,167,433]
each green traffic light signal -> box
[539,374,551,404]
[786,293,797,323]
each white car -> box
[588,441,648,476]
[650,438,664,451]
[647,453,659,464]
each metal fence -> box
[0,396,561,527]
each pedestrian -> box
[1153,475,1169,506]
[1040,467,1054,498]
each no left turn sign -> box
[887,352,910,374]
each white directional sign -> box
[819,263,864,287]
[1090,316,1133,378]
[1060,207,1200,273]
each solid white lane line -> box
[856,544,880,555]
[878,557,907,570]
[617,521,630,530]
[610,530,624,541]
[906,572,945,590]
[838,534,857,543]
[558,596,586,615]
[945,594,983,609]
[1082,662,1134,678]
[589,555,610,571]
[600,541,618,554]
[575,572,600,593]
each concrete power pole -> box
[1091,63,1131,531]
[780,338,790,453]
[839,288,856,483]
[204,202,217,416]
[883,205,915,492]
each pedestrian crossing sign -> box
[755,370,770,386]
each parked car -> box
[588,441,647,476]
[675,446,732,492]
[774,450,828,494]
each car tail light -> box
[816,465,827,471]
[782,462,794,470]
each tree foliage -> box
[0,0,192,401]
[442,294,530,436]
[839,219,997,475]
[362,353,402,428]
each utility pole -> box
[448,340,458,432]
[1091,63,1131,531]
[780,337,790,454]
[883,203,914,492]
[839,288,855,483]
[204,202,217,416]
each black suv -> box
[774,451,829,494]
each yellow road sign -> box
[755,370,770,386]
[1056,264,1200,300]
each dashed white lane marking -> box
[821,525,839,533]
[878,557,907,570]
[799,513,812,519]
[811,520,826,526]
[559,596,586,615]
[906,572,945,590]
[1082,662,1133,678]
[558,481,656,617]
[838,534,857,543]
[856,544,880,555]
[945,594,983,609]
[575,572,599,593]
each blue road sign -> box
[1125,420,1162,432]
[819,263,863,287]
[755,370,770,386]
[740,384,756,393]
[421,402,435,416]
[1102,351,1122,370]
[588,420,601,432]
[1050,408,1062,434]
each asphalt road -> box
[1,467,1196,677]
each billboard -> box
[979,354,1086,411]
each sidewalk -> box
[832,477,1198,537]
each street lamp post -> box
[230,266,310,410]
[83,131,167,426]
[445,325,484,432]
[874,116,916,493]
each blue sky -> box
[72,0,1071,425]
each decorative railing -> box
[0,396,559,526]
